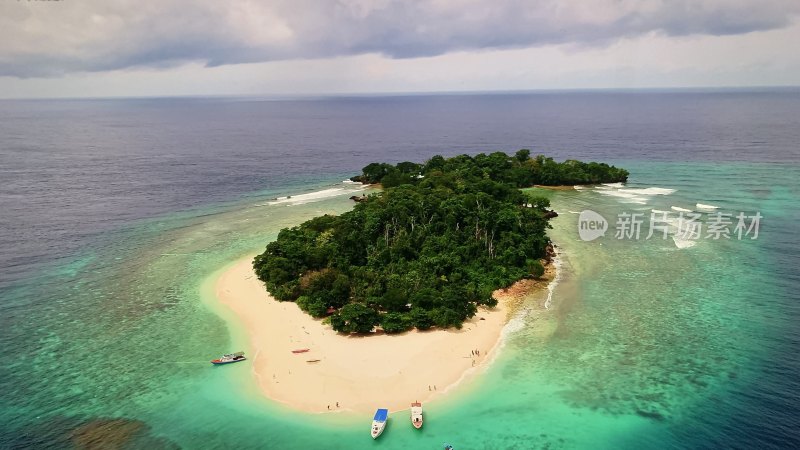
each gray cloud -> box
[1,0,798,78]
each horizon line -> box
[2,84,799,102]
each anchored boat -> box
[371,408,388,439]
[410,402,423,429]
[210,351,246,365]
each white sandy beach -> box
[215,256,553,414]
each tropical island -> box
[213,151,628,413]
[253,151,627,333]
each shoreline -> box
[532,184,577,191]
[214,256,557,414]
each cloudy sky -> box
[1,0,799,98]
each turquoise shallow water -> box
[1,161,798,449]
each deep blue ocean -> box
[1,90,798,449]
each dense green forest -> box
[253,151,627,334]
[350,150,628,187]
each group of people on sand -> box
[470,349,483,366]
[320,348,486,410]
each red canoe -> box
[291,348,310,354]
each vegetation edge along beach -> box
[253,151,628,333]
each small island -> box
[253,150,627,333]
[215,151,627,413]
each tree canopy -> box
[254,151,627,334]
[351,151,628,187]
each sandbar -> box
[215,256,554,413]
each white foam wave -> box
[670,206,692,212]
[660,214,704,249]
[266,187,365,206]
[596,190,649,204]
[502,314,527,337]
[618,187,676,196]
[696,203,719,210]
[573,185,585,190]
[672,235,698,249]
[596,190,639,199]
[544,252,563,310]
[593,185,677,207]
[499,249,563,344]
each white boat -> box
[210,351,246,365]
[371,408,388,439]
[410,402,423,429]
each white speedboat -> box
[410,402,423,429]
[210,351,246,365]
[371,408,388,439]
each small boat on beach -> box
[210,351,246,365]
[291,348,310,353]
[371,408,388,439]
[410,402,423,429]
[305,359,321,363]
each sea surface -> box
[0,90,798,449]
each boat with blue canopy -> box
[371,408,389,439]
